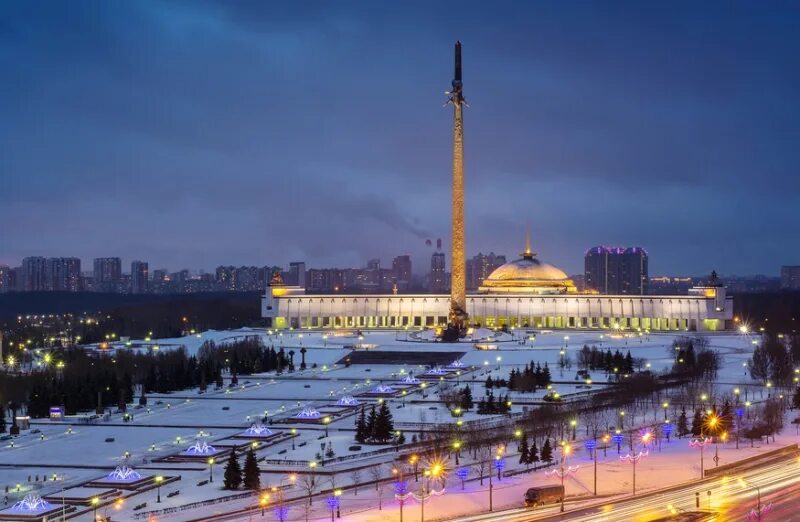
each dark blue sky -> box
[2,1,799,276]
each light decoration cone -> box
[245,423,273,436]
[107,466,142,481]
[11,494,51,513]
[296,408,321,419]
[185,440,217,455]
[336,396,360,406]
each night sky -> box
[2,1,799,276]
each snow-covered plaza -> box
[2,327,796,522]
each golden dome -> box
[479,236,576,294]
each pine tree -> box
[518,437,530,467]
[540,438,553,464]
[396,432,406,445]
[223,452,242,490]
[139,391,147,407]
[460,386,474,410]
[242,448,260,491]
[355,407,367,443]
[691,409,704,437]
[529,441,539,465]
[366,405,377,441]
[677,407,689,437]
[373,401,394,443]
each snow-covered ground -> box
[0,327,776,521]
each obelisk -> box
[448,41,468,330]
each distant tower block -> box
[447,41,468,329]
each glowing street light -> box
[208,457,215,483]
[155,475,164,502]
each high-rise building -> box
[392,255,412,291]
[622,247,648,295]
[466,252,507,290]
[45,257,81,291]
[21,257,47,291]
[585,246,648,294]
[0,265,10,293]
[131,261,149,294]
[285,262,306,288]
[782,266,800,290]
[93,257,122,292]
[430,252,446,293]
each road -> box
[452,455,800,521]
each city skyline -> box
[3,3,800,275]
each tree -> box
[529,440,539,465]
[460,386,474,410]
[0,405,6,434]
[691,409,704,437]
[355,407,367,443]
[366,405,377,440]
[373,401,394,443]
[223,452,242,490]
[138,391,147,407]
[677,407,689,438]
[518,437,530,468]
[242,448,260,491]
[540,438,553,464]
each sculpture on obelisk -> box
[447,41,468,333]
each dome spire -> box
[522,225,536,259]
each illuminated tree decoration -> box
[185,440,217,455]
[295,408,321,419]
[107,466,142,481]
[336,396,360,407]
[11,494,51,513]
[401,375,421,384]
[245,423,273,436]
[374,385,395,394]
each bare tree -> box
[349,468,362,495]
[369,464,385,509]
[299,472,318,505]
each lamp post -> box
[620,449,647,496]
[558,443,572,512]
[259,492,269,516]
[208,457,215,483]
[155,475,164,503]
[662,401,669,421]
[689,437,711,479]
[291,428,297,450]
[91,496,99,521]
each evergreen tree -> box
[460,386,474,410]
[373,401,394,443]
[223,452,242,490]
[396,431,406,445]
[355,407,367,443]
[139,391,147,407]
[677,407,689,437]
[242,448,260,491]
[529,440,539,465]
[366,405,377,441]
[540,438,553,464]
[691,409,704,437]
[518,437,530,467]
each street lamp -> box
[91,496,100,520]
[620,449,648,495]
[208,457,215,483]
[689,437,711,479]
[155,475,164,502]
[259,492,270,516]
[662,401,669,421]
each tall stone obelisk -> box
[448,41,468,330]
